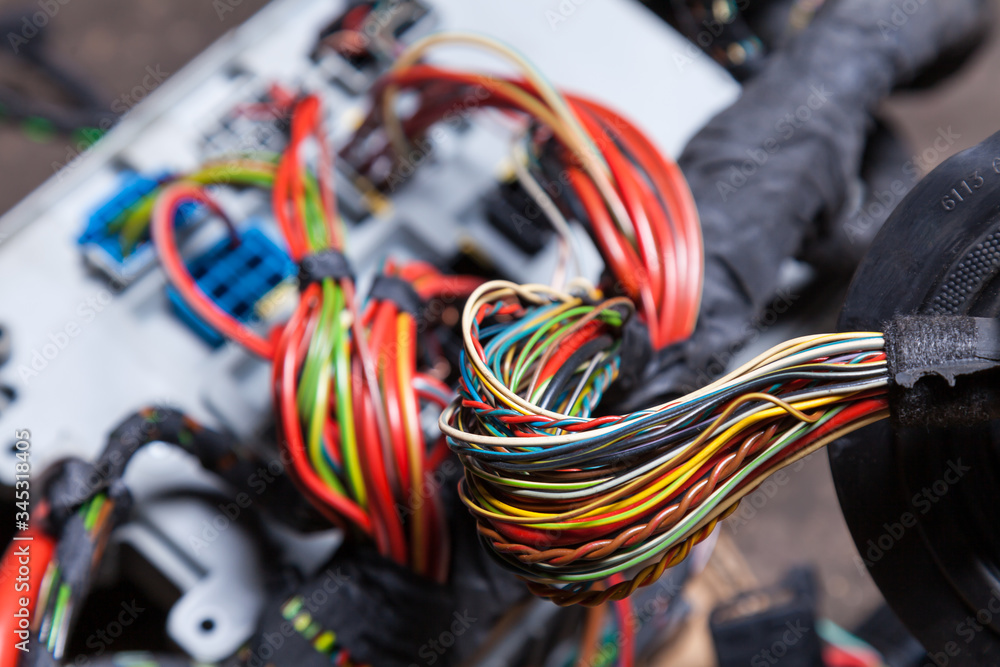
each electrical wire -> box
[148,94,481,584]
[11,407,273,667]
[0,521,56,667]
[340,32,703,349]
[818,619,888,667]
[442,280,890,606]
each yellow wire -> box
[466,393,840,525]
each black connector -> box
[884,315,1000,427]
[368,274,423,318]
[313,0,434,95]
[298,249,354,287]
[710,568,822,667]
[0,324,10,367]
[482,179,553,256]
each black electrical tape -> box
[298,249,354,287]
[884,315,1000,427]
[613,312,654,395]
[41,458,103,532]
[368,275,424,318]
[245,461,526,667]
[607,0,989,413]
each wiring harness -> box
[3,24,923,667]
[339,33,894,606]
[0,408,294,667]
[149,94,481,583]
[94,29,891,613]
[342,33,703,350]
[443,281,889,605]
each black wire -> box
[537,334,615,411]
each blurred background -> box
[2,0,999,218]
[0,0,271,214]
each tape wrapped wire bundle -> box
[149,95,482,585]
[145,52,690,662]
[0,95,503,667]
[442,281,891,606]
[0,408,294,667]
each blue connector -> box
[78,171,198,285]
[166,227,296,348]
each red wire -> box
[371,301,411,503]
[822,645,875,667]
[610,575,634,667]
[396,312,433,576]
[574,107,668,321]
[152,184,276,359]
[572,97,702,342]
[371,65,703,349]
[0,525,55,667]
[355,359,408,565]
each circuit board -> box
[0,0,738,659]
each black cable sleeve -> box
[884,315,1000,427]
[45,407,323,532]
[611,0,991,411]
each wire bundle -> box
[341,32,703,348]
[0,407,282,667]
[442,281,890,606]
[8,494,112,663]
[361,32,891,609]
[150,95,478,582]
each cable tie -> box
[298,249,354,287]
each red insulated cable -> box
[273,285,372,534]
[572,97,703,339]
[370,301,410,502]
[374,65,703,348]
[536,320,605,385]
[610,576,634,667]
[822,645,874,667]
[573,107,667,317]
[152,185,276,360]
[0,526,56,667]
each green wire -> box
[36,564,60,643]
[817,619,886,665]
[299,280,344,495]
[116,161,279,253]
[22,116,55,142]
[333,296,366,507]
[301,170,330,251]
[83,494,106,531]
[510,306,594,390]
[48,583,71,653]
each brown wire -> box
[478,422,779,565]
